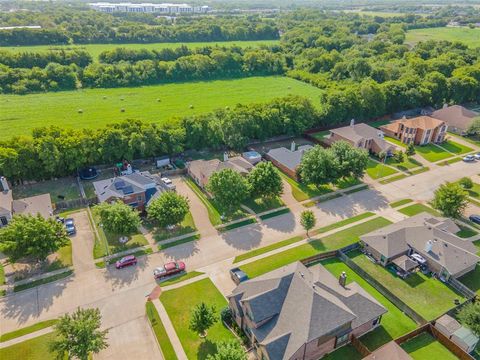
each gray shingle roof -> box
[329,123,393,152]
[431,105,478,131]
[93,171,158,203]
[361,212,479,277]
[230,262,386,360]
[266,145,312,172]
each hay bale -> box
[120,108,125,112]
[78,109,83,114]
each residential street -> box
[1,159,479,358]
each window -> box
[336,333,349,347]
[137,195,143,202]
[373,317,381,326]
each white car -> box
[161,177,172,185]
[463,155,475,162]
[410,253,427,266]
[474,153,480,160]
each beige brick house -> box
[380,116,447,145]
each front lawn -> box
[457,181,480,200]
[398,203,441,217]
[415,143,453,162]
[321,258,417,350]
[456,225,478,238]
[439,139,473,155]
[389,199,413,208]
[366,159,398,180]
[385,136,407,148]
[401,332,457,360]
[160,278,236,360]
[0,319,58,342]
[387,156,423,171]
[185,178,247,225]
[279,171,333,202]
[0,332,57,360]
[158,271,204,287]
[240,217,392,278]
[243,196,285,213]
[349,250,465,320]
[45,240,73,272]
[151,212,197,242]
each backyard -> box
[321,258,417,350]
[400,332,458,360]
[12,177,81,204]
[240,217,392,278]
[349,250,466,320]
[160,278,236,360]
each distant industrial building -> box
[88,2,210,14]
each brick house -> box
[228,262,387,360]
[380,116,447,145]
[325,122,395,156]
[265,142,313,180]
[360,212,479,280]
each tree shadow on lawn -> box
[222,223,263,251]
[0,273,73,326]
[261,211,296,233]
[102,254,151,289]
[197,338,218,360]
[360,325,393,351]
[403,272,426,288]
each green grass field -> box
[160,278,236,360]
[0,40,280,60]
[0,319,58,342]
[401,332,457,360]
[366,159,399,179]
[0,76,324,140]
[406,27,480,48]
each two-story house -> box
[380,116,447,145]
[228,262,387,360]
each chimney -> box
[443,103,448,109]
[350,119,355,127]
[223,151,228,162]
[339,271,347,287]
[0,177,9,192]
[290,141,296,152]
[425,240,433,253]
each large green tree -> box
[207,341,246,360]
[147,191,189,228]
[467,117,480,136]
[431,182,468,218]
[189,302,217,338]
[247,161,283,199]
[207,169,249,211]
[94,201,141,234]
[298,146,338,187]
[50,308,108,360]
[0,215,69,262]
[457,301,480,336]
[329,140,368,179]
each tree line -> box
[0,95,318,181]
[0,46,285,94]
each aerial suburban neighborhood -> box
[2,1,480,360]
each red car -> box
[115,255,137,269]
[153,261,185,279]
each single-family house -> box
[265,142,313,180]
[431,104,478,135]
[187,153,253,189]
[228,262,387,360]
[362,341,412,360]
[0,176,53,228]
[360,212,479,280]
[325,121,395,156]
[380,116,447,145]
[435,314,479,353]
[93,171,166,211]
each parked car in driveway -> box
[115,255,137,269]
[469,215,480,225]
[230,267,249,284]
[463,155,475,162]
[154,261,185,279]
[63,218,76,235]
[474,153,480,160]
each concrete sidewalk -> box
[153,299,188,360]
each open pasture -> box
[406,27,480,48]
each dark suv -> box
[230,267,249,285]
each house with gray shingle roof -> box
[265,143,313,180]
[431,104,478,135]
[360,212,479,279]
[228,262,387,360]
[325,121,394,156]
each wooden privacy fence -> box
[338,250,428,325]
[301,243,360,267]
[54,197,97,212]
[350,334,371,357]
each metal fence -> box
[338,250,428,325]
[447,277,476,300]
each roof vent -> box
[350,118,355,127]
[300,272,304,278]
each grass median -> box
[146,301,178,360]
[0,319,58,342]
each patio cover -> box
[392,255,418,272]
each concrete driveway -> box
[70,211,96,274]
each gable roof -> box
[362,341,412,360]
[361,212,479,277]
[381,116,445,133]
[431,105,478,131]
[93,171,158,203]
[12,193,53,218]
[229,262,386,360]
[266,145,313,172]
[187,157,253,183]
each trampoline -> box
[79,167,98,180]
